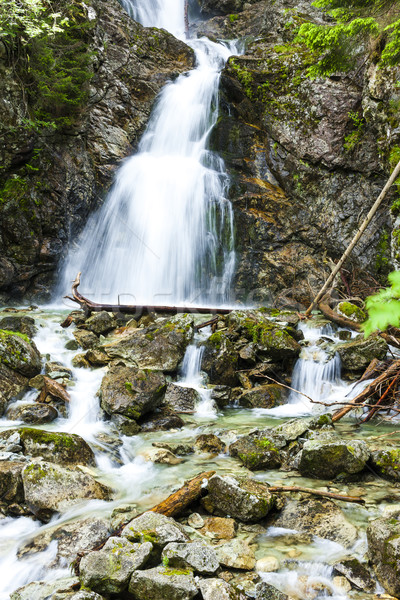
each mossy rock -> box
[19,428,95,466]
[229,434,283,470]
[367,513,400,596]
[0,329,41,377]
[335,334,388,372]
[370,448,400,482]
[238,384,288,409]
[337,302,366,323]
[299,439,370,480]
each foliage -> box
[0,0,68,43]
[343,110,365,152]
[295,0,400,77]
[363,271,400,336]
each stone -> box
[238,384,288,409]
[0,461,25,503]
[10,577,82,600]
[335,335,388,372]
[128,566,198,600]
[162,541,220,575]
[206,475,275,522]
[73,329,99,350]
[163,383,201,412]
[333,558,375,592]
[80,537,152,595]
[337,302,366,323]
[229,433,283,470]
[274,498,358,548]
[200,0,245,16]
[104,314,194,372]
[299,439,370,479]
[0,330,41,377]
[332,576,352,593]
[215,538,256,570]
[84,311,116,335]
[199,516,238,540]
[199,578,245,600]
[370,448,400,482]
[22,461,113,519]
[0,316,37,338]
[194,434,225,454]
[100,364,166,419]
[140,408,185,431]
[256,556,280,572]
[153,442,194,455]
[201,331,239,386]
[45,361,73,379]
[53,593,105,600]
[19,428,95,466]
[121,511,189,548]
[367,512,400,596]
[255,582,289,600]
[7,403,58,423]
[142,447,182,465]
[210,385,232,408]
[110,413,141,436]
[272,414,333,442]
[0,363,28,409]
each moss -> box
[162,567,192,577]
[228,13,239,23]
[338,302,366,322]
[23,462,49,484]
[0,329,30,343]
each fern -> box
[363,271,400,336]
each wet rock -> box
[215,538,256,570]
[229,432,283,470]
[0,316,37,338]
[10,577,82,600]
[199,578,245,600]
[100,364,166,420]
[84,311,116,335]
[337,302,366,323]
[256,582,289,600]
[19,428,95,466]
[238,384,288,409]
[0,329,41,377]
[84,348,110,366]
[110,413,141,436]
[335,335,388,372]
[18,517,110,566]
[369,448,400,482]
[140,408,185,431]
[80,537,152,595]
[45,361,73,380]
[121,511,189,549]
[162,541,220,575]
[206,474,275,522]
[200,0,245,16]
[0,461,25,503]
[142,447,182,465]
[272,414,333,442]
[163,383,201,412]
[199,516,238,540]
[104,314,194,372]
[274,498,358,548]
[128,566,198,600]
[194,434,225,454]
[73,329,99,350]
[22,461,113,519]
[54,593,105,600]
[333,557,375,592]
[210,385,232,408]
[0,363,28,411]
[299,439,370,479]
[256,556,280,572]
[153,442,194,455]
[7,402,58,424]
[367,512,400,596]
[231,571,261,596]
[201,331,239,386]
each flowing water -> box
[1,1,399,598]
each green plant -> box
[363,271,400,336]
[343,110,365,151]
[0,0,68,43]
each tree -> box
[0,0,68,43]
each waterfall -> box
[60,0,236,307]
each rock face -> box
[206,474,275,522]
[299,439,370,479]
[367,513,400,596]
[0,0,194,301]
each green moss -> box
[338,302,366,322]
[228,13,239,23]
[0,329,30,343]
[162,567,192,577]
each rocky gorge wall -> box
[0,0,399,306]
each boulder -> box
[272,414,333,442]
[199,516,238,540]
[299,439,370,479]
[22,461,113,519]
[163,383,201,412]
[162,541,220,575]
[140,408,185,431]
[370,448,400,482]
[256,582,289,600]
[0,316,37,338]
[335,334,388,372]
[152,442,194,456]
[121,511,189,549]
[7,403,58,424]
[215,538,256,570]
[100,364,166,420]
[229,433,284,470]
[367,512,400,596]
[142,447,182,465]
[104,314,194,372]
[337,302,366,323]
[201,331,239,386]
[206,475,275,522]
[110,413,141,436]
[0,363,28,411]
[84,311,116,335]
[333,558,375,592]
[0,461,25,503]
[200,0,245,17]
[199,578,245,600]
[19,428,95,466]
[128,566,198,600]
[0,329,41,377]
[238,384,288,409]
[194,434,225,454]
[10,578,83,600]
[73,329,99,350]
[274,498,358,548]
[210,385,232,408]
[80,537,153,595]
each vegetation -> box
[363,271,400,335]
[295,0,400,78]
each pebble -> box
[187,513,205,529]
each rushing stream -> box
[1,1,400,599]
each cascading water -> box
[60,3,236,307]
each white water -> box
[60,3,236,307]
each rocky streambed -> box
[0,306,400,599]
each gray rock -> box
[10,578,81,600]
[0,330,41,377]
[210,385,232,408]
[256,582,289,600]
[206,474,275,522]
[163,383,201,412]
[194,434,225,454]
[19,428,95,466]
[162,541,219,575]
[229,433,283,470]
[84,311,116,335]
[369,448,400,482]
[53,593,105,600]
[333,558,375,592]
[274,498,358,548]
[0,316,37,338]
[367,512,400,596]
[128,566,198,600]
[272,414,333,442]
[0,363,28,410]
[73,329,99,350]
[80,537,152,595]
[7,403,58,424]
[335,335,388,372]
[111,413,141,436]
[121,511,189,548]
[299,439,370,479]
[215,538,256,570]
[0,461,25,503]
[152,442,194,455]
[199,578,245,599]
[201,331,239,386]
[238,384,288,409]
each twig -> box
[268,485,364,504]
[255,375,315,404]
[369,430,400,440]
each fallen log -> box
[38,376,70,404]
[268,485,364,504]
[149,470,215,518]
[66,273,233,317]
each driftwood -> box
[66,273,233,318]
[149,470,215,518]
[195,316,219,332]
[268,485,364,504]
[38,376,70,404]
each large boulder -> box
[238,384,288,409]
[19,428,95,466]
[299,439,370,479]
[161,542,220,575]
[104,315,194,372]
[10,578,87,600]
[121,511,189,549]
[0,329,41,377]
[369,448,400,482]
[163,383,201,412]
[229,432,284,470]
[80,537,153,595]
[22,461,113,519]
[367,513,400,597]
[206,475,275,522]
[128,566,198,600]
[100,364,166,420]
[199,578,245,600]
[84,311,116,335]
[7,403,58,424]
[335,335,388,372]
[333,558,375,592]
[0,316,37,338]
[0,363,28,412]
[201,331,239,386]
[274,498,358,548]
